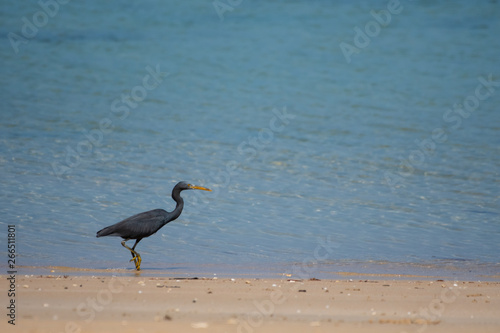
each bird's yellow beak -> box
[188,184,212,191]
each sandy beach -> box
[2,271,499,333]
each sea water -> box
[0,0,499,278]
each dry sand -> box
[2,272,499,333]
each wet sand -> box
[2,273,499,332]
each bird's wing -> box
[96,209,169,239]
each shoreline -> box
[2,274,499,332]
[12,262,500,281]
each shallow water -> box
[1,1,499,277]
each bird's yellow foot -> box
[130,254,142,270]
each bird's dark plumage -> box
[96,209,170,239]
[96,181,211,270]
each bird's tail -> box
[96,226,116,238]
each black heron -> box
[96,181,211,270]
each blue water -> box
[1,1,499,278]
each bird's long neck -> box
[168,188,184,222]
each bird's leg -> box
[131,239,142,270]
[121,240,141,270]
[132,252,141,270]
